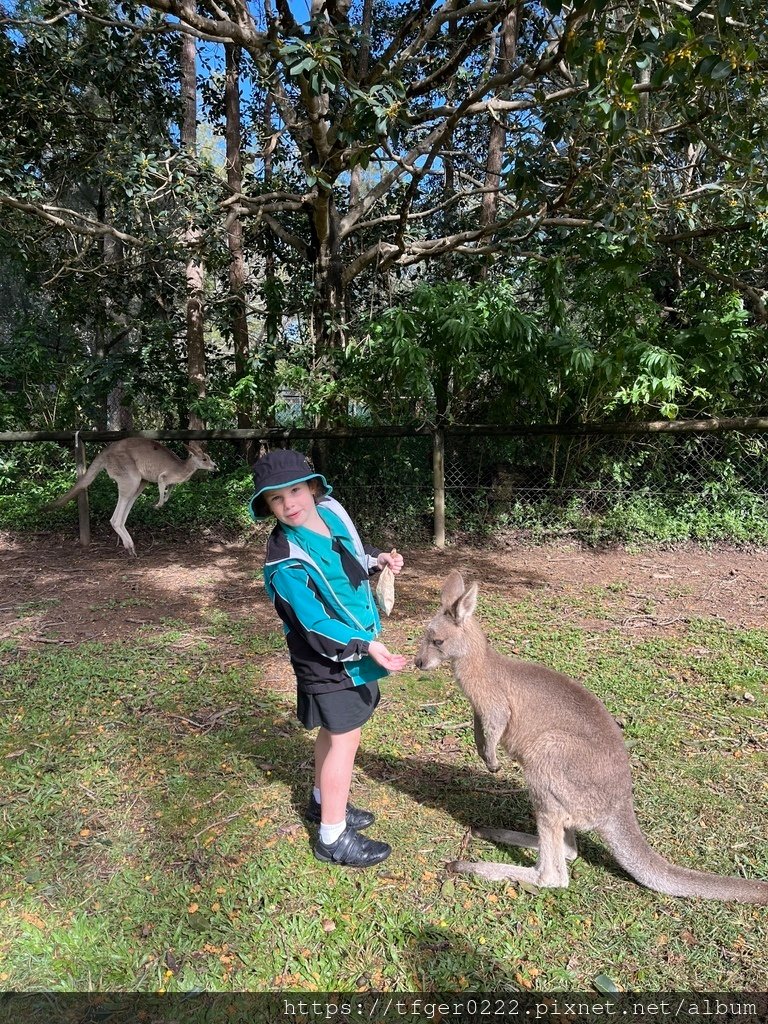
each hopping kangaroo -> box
[53,439,216,556]
[415,571,768,904]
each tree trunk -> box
[225,43,251,452]
[261,91,280,427]
[347,0,373,212]
[480,11,519,235]
[181,0,206,431]
[98,184,132,430]
[306,189,347,473]
[107,381,134,430]
[305,0,347,438]
[310,190,346,380]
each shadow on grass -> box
[400,923,527,991]
[232,686,625,892]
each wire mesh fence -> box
[315,429,768,544]
[2,424,767,544]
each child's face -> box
[265,481,321,529]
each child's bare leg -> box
[315,727,361,824]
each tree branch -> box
[140,0,267,49]
[260,213,310,258]
[669,248,766,322]
[406,2,513,98]
[0,196,143,245]
[656,221,752,243]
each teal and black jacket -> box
[263,496,387,694]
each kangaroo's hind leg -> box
[110,477,146,556]
[473,826,578,862]
[448,814,571,889]
[532,811,572,887]
[446,857,541,885]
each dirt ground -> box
[2,530,767,675]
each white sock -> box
[313,787,322,805]
[320,820,347,846]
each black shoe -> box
[304,794,375,831]
[314,827,391,867]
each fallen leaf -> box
[20,911,46,931]
[594,974,621,993]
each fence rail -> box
[2,415,768,444]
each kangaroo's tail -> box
[50,450,108,507]
[599,805,768,904]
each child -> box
[250,449,407,867]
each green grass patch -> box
[0,595,766,992]
[462,492,768,547]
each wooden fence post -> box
[75,432,90,548]
[432,427,445,549]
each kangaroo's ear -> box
[186,441,202,453]
[453,582,478,624]
[441,570,465,610]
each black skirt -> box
[296,680,381,733]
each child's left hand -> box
[377,549,404,574]
[368,640,409,672]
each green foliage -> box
[534,244,766,422]
[0,4,234,431]
[1,0,767,450]
[344,269,767,429]
[347,281,543,423]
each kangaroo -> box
[415,570,768,904]
[52,438,216,556]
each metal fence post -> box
[75,432,91,547]
[433,427,445,549]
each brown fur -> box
[52,439,216,556]
[415,570,768,903]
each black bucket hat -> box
[248,449,332,520]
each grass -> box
[0,586,766,994]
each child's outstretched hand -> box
[377,549,404,574]
[368,640,409,672]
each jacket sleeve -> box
[363,543,381,575]
[269,563,375,662]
